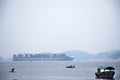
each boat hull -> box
[95,71,115,79]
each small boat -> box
[66,65,75,68]
[10,68,16,72]
[95,66,115,79]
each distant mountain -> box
[6,58,13,61]
[62,49,120,61]
[95,50,120,60]
[0,56,13,61]
[0,56,4,61]
[109,50,120,59]
[62,50,95,61]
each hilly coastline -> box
[0,50,120,61]
[64,50,120,61]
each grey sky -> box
[0,0,120,58]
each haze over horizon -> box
[0,0,120,58]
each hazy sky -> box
[0,0,120,58]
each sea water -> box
[0,61,119,80]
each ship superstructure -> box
[13,53,74,61]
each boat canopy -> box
[97,66,115,70]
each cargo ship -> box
[13,53,74,61]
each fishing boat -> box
[66,65,75,68]
[95,66,115,79]
[10,68,16,72]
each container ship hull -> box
[13,57,73,61]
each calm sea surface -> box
[0,61,119,80]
